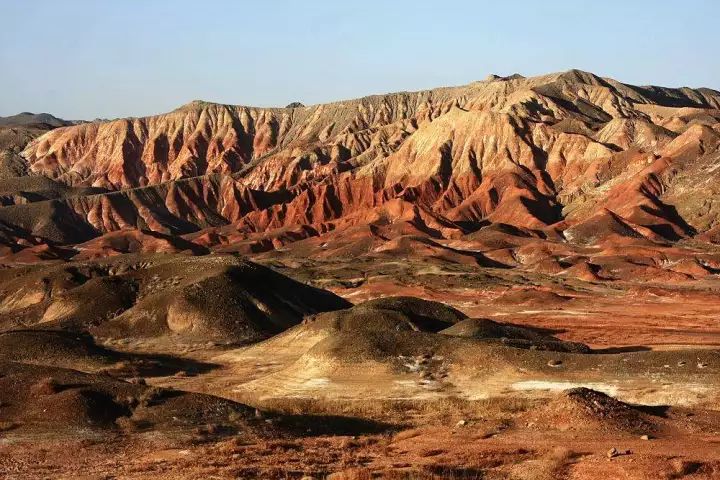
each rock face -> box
[2,70,720,260]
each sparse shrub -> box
[137,386,164,407]
[114,394,139,410]
[326,469,373,480]
[115,416,151,432]
[30,377,60,395]
[0,421,18,432]
[527,447,577,480]
[197,423,221,435]
[99,361,137,377]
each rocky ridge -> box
[1,70,720,262]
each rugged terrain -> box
[2,71,720,478]
[2,70,720,258]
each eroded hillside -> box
[1,70,719,266]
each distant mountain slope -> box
[0,112,77,128]
[0,112,78,180]
[2,70,720,262]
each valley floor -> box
[3,254,720,479]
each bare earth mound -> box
[0,362,282,438]
[0,254,350,344]
[522,387,658,434]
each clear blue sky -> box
[1,0,718,120]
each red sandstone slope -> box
[2,70,720,261]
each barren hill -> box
[0,70,715,262]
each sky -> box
[1,0,719,120]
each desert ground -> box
[1,71,720,478]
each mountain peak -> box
[554,68,606,85]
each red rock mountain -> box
[2,70,720,262]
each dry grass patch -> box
[252,395,538,426]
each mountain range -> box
[1,70,719,272]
